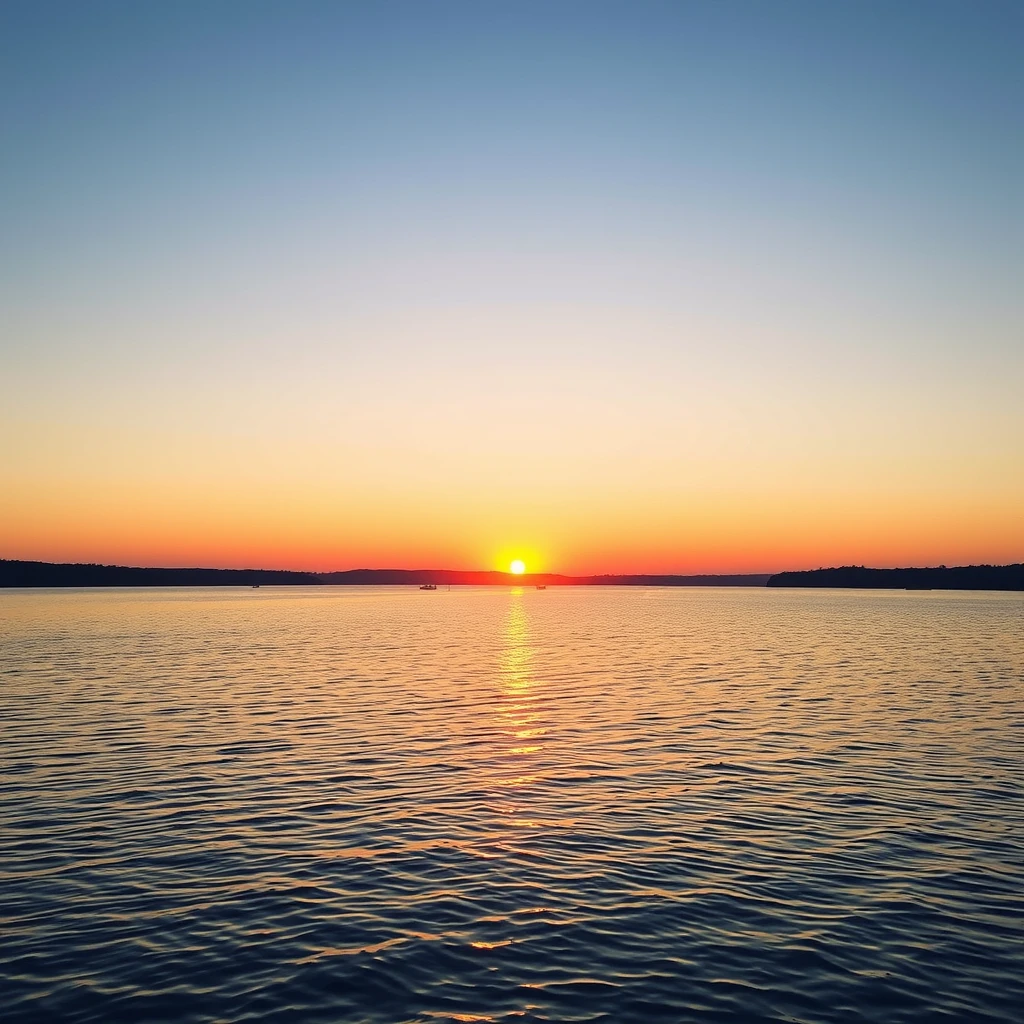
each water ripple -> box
[1,586,1022,1023]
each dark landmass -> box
[0,559,770,588]
[0,560,322,588]
[767,564,1024,591]
[5,559,1022,590]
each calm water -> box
[2,586,1023,1024]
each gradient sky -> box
[1,1,1021,574]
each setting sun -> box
[509,559,526,575]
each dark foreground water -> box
[2,586,1022,1024]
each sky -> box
[1,1,1021,574]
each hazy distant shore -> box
[0,560,770,588]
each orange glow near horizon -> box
[1,474,1021,576]
[1,372,1022,577]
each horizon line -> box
[0,557,773,578]
[3,556,1023,576]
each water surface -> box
[2,586,1022,1023]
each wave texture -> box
[2,587,1022,1023]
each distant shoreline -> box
[0,560,770,589]
[2,559,1023,590]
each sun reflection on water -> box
[497,593,548,787]
[483,593,552,823]
[501,590,532,692]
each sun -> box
[509,559,526,575]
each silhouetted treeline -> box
[7,559,1021,590]
[767,564,1024,591]
[0,560,320,588]
[0,559,770,588]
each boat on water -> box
[536,585,546,590]
[419,584,437,591]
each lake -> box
[2,586,1022,1023]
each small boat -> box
[536,585,546,590]
[252,584,260,588]
[419,584,437,591]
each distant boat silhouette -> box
[252,584,260,588]
[419,584,437,590]
[536,585,546,590]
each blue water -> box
[2,586,1022,1023]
